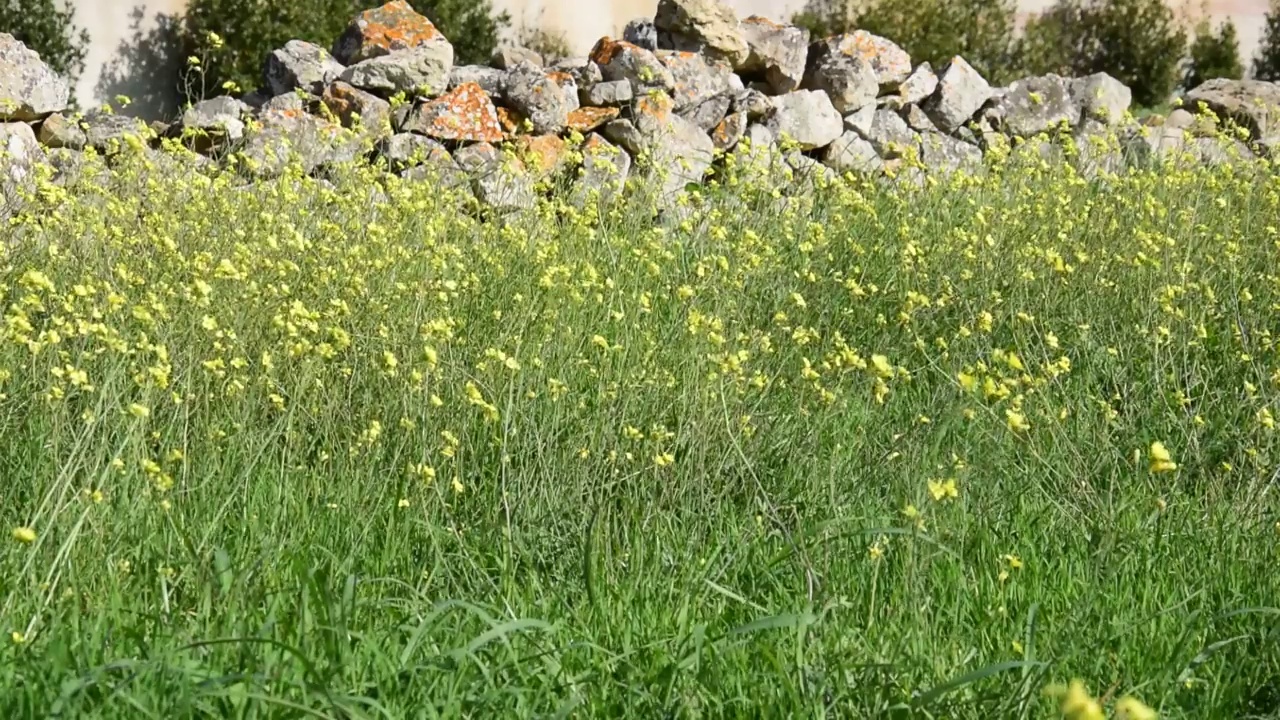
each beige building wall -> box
[69,0,1272,117]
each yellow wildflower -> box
[1148,442,1177,473]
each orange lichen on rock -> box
[567,106,620,133]
[406,82,502,143]
[516,135,568,175]
[333,0,446,64]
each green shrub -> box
[1016,0,1187,107]
[180,0,509,101]
[0,0,89,85]
[1253,0,1280,80]
[1183,20,1242,91]
[793,0,1019,83]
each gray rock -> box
[0,34,69,121]
[454,141,500,173]
[550,71,580,113]
[604,103,714,197]
[1070,73,1131,125]
[339,44,453,96]
[857,108,918,158]
[919,132,982,173]
[0,121,43,178]
[902,104,936,133]
[784,150,836,187]
[331,1,451,65]
[263,40,344,97]
[581,79,633,107]
[654,0,750,68]
[449,65,505,95]
[181,95,247,141]
[738,16,808,95]
[843,105,875,135]
[566,61,604,90]
[1119,124,1186,165]
[801,41,878,115]
[492,46,543,70]
[322,81,392,139]
[474,162,537,212]
[810,32,911,94]
[1185,78,1280,141]
[821,130,881,173]
[735,122,779,172]
[238,109,361,176]
[590,38,675,95]
[575,133,632,203]
[36,113,85,150]
[623,18,659,51]
[710,110,747,151]
[923,56,991,132]
[680,94,732,132]
[659,50,733,111]
[883,62,938,109]
[82,112,149,153]
[379,132,451,169]
[765,89,842,150]
[502,61,572,135]
[262,93,308,114]
[732,87,773,119]
[992,74,1078,137]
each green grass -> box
[0,140,1278,718]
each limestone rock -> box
[737,16,808,95]
[765,89,842,150]
[332,0,450,65]
[36,113,85,150]
[590,38,675,95]
[654,0,750,67]
[710,110,747,151]
[1071,73,1131,125]
[659,50,733,111]
[856,108,917,159]
[680,94,732,132]
[883,62,937,109]
[449,65,505,96]
[263,40,344,97]
[580,80,633,107]
[919,132,982,173]
[339,43,453,96]
[801,39,878,115]
[1185,78,1280,141]
[492,46,543,70]
[0,33,70,121]
[992,74,1078,137]
[502,61,572,135]
[401,82,503,143]
[567,106,620,133]
[575,133,632,202]
[923,56,991,132]
[322,81,392,139]
[822,130,881,173]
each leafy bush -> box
[1016,0,1187,107]
[0,0,89,85]
[180,0,509,100]
[793,0,1019,82]
[1253,0,1280,80]
[1184,20,1242,91]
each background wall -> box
[69,0,1270,116]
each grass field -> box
[1,136,1278,718]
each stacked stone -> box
[3,0,1280,213]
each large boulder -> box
[400,82,503,143]
[923,56,991,132]
[654,0,750,68]
[659,51,733,111]
[810,32,910,94]
[263,40,344,97]
[1185,79,1280,141]
[36,113,85,150]
[801,38,879,115]
[590,38,675,95]
[332,0,451,65]
[0,33,70,121]
[1070,73,1131,125]
[339,43,453,96]
[737,17,808,95]
[765,89,842,150]
[991,74,1078,137]
[502,61,572,135]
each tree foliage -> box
[1184,20,1242,91]
[0,0,89,85]
[1253,0,1280,81]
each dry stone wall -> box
[3,0,1279,213]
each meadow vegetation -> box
[1,132,1279,717]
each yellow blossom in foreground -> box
[1006,409,1030,432]
[928,478,958,502]
[1114,696,1158,720]
[1052,679,1104,720]
[127,403,150,418]
[12,526,36,544]
[1148,442,1177,473]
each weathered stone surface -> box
[883,62,937,109]
[567,106,620,133]
[811,32,911,94]
[737,16,808,95]
[181,96,247,145]
[731,88,773,119]
[492,46,543,70]
[401,82,503,143]
[449,65,505,96]
[322,81,392,138]
[36,113,85,150]
[710,110,747,151]
[263,40,344,96]
[765,89,842,150]
[453,141,500,173]
[548,70,580,113]
[332,0,449,65]
[503,62,571,135]
[379,132,451,169]
[801,40,878,115]
[919,132,982,173]
[262,92,308,115]
[659,51,733,111]
[654,0,750,67]
[515,134,570,178]
[1185,79,1280,141]
[1070,73,1130,125]
[590,38,675,95]
[580,79,633,107]
[623,18,659,51]
[576,133,632,202]
[856,108,918,158]
[902,104,936,133]
[603,94,714,196]
[992,74,1078,137]
[462,146,536,212]
[239,109,359,176]
[0,121,43,178]
[339,43,453,96]
[601,93,677,153]
[784,150,835,187]
[82,112,149,153]
[821,130,881,173]
[923,56,992,132]
[680,94,732,132]
[0,33,70,121]
[843,105,875,135]
[565,60,604,91]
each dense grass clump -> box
[1,135,1278,718]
